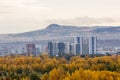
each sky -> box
[0,0,120,34]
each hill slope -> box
[0,24,120,43]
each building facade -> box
[89,37,97,54]
[26,43,36,56]
[48,41,66,56]
[48,41,59,56]
[73,36,97,55]
[58,42,65,55]
[73,37,83,55]
[64,42,71,54]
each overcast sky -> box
[0,0,120,34]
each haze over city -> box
[0,0,120,34]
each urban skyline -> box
[48,36,97,56]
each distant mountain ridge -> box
[93,26,120,33]
[0,24,120,43]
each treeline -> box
[0,54,120,80]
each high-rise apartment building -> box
[64,42,71,54]
[48,41,59,56]
[73,36,97,55]
[58,42,65,55]
[82,37,89,54]
[73,37,83,55]
[89,37,97,54]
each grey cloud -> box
[74,17,116,25]
[46,17,119,26]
